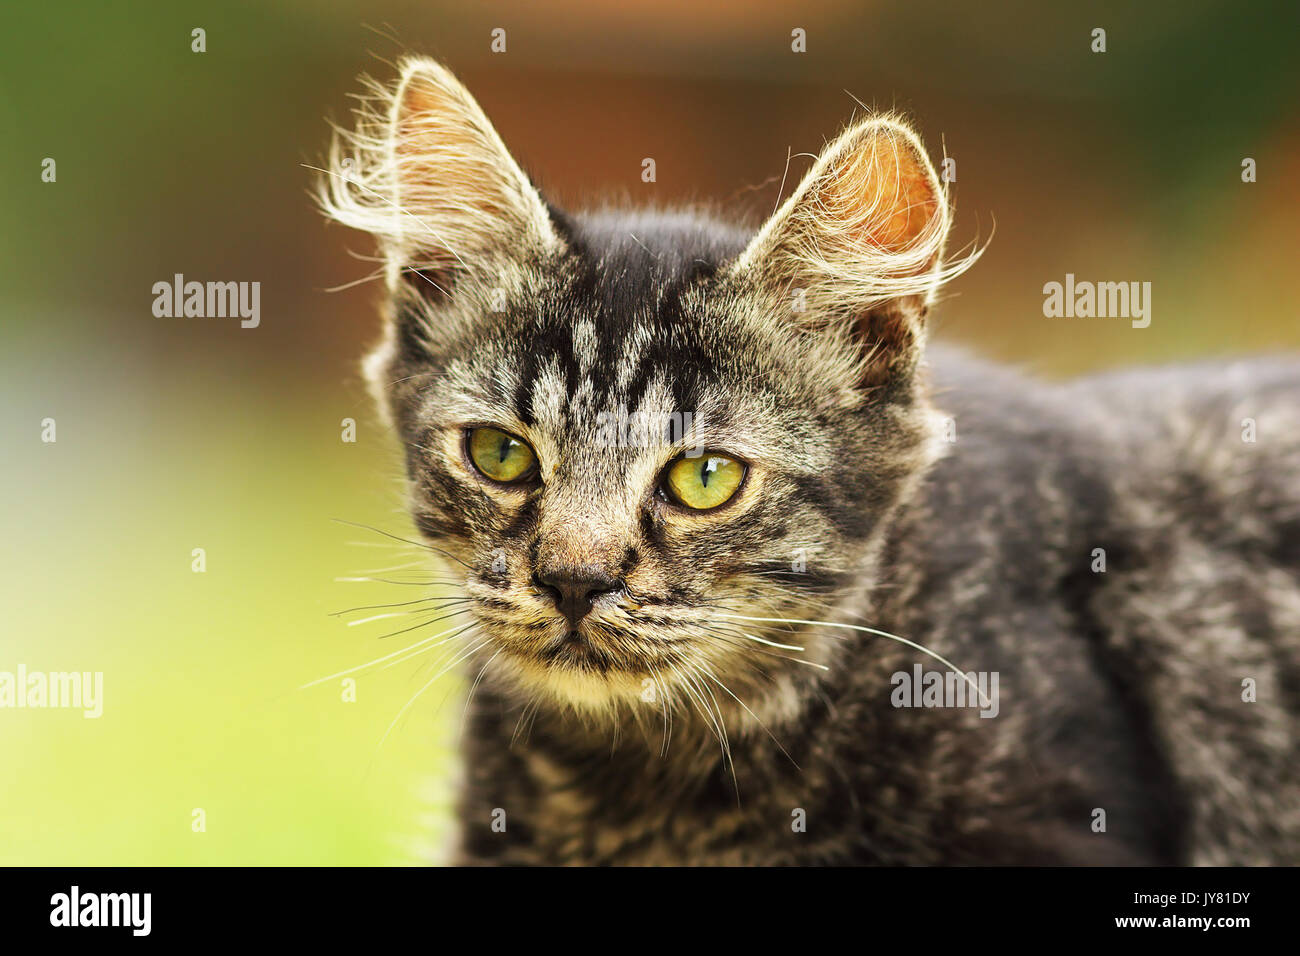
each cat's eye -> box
[662,453,746,511]
[466,427,538,484]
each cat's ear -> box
[320,58,563,300]
[732,116,967,387]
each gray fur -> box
[323,60,1300,865]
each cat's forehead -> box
[461,212,765,425]
[463,278,759,451]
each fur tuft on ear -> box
[733,114,980,386]
[316,58,561,297]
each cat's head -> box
[320,59,972,718]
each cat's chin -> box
[489,644,656,713]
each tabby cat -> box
[320,58,1300,865]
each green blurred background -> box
[2,0,1297,864]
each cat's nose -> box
[532,569,622,629]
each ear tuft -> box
[823,124,942,256]
[734,115,979,387]
[317,58,560,295]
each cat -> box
[319,58,1300,865]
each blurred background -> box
[1,0,1296,864]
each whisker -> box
[329,594,464,617]
[338,580,465,587]
[460,647,504,740]
[299,617,476,689]
[377,636,490,750]
[683,661,739,801]
[375,606,471,640]
[718,613,990,709]
[735,630,804,651]
[510,697,543,748]
[646,664,672,756]
[331,517,477,571]
[380,622,478,670]
[696,662,800,771]
[694,620,830,671]
[344,599,472,627]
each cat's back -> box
[921,346,1300,864]
[926,348,1300,553]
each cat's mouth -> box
[466,583,705,700]
[538,629,611,667]
[535,624,627,674]
[474,615,664,709]
[475,606,669,698]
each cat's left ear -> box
[732,116,964,387]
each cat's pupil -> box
[498,437,511,463]
[701,458,718,487]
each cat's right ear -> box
[319,58,563,308]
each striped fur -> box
[321,59,1300,865]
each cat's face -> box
[322,60,967,716]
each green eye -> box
[467,427,538,484]
[663,453,746,511]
